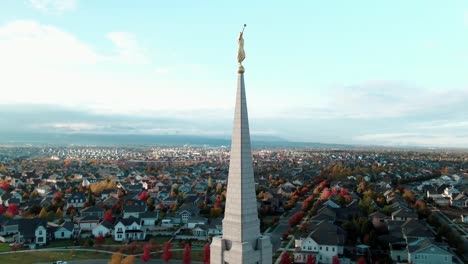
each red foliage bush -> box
[183,243,191,264]
[141,243,151,262]
[161,242,172,263]
[203,243,210,264]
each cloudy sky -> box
[1,0,468,147]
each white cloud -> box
[0,20,98,67]
[50,122,102,131]
[0,20,231,114]
[107,32,148,64]
[353,133,468,148]
[28,0,77,13]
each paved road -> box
[267,202,302,252]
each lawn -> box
[0,250,111,264]
[0,243,11,252]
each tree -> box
[141,244,151,262]
[288,211,304,227]
[38,208,48,218]
[6,203,19,216]
[357,257,367,264]
[121,255,136,264]
[321,188,332,200]
[306,255,316,264]
[183,243,192,264]
[107,252,122,264]
[280,252,292,264]
[139,191,148,200]
[203,243,210,264]
[332,255,340,264]
[1,181,9,191]
[103,210,113,222]
[161,242,172,263]
[95,234,105,245]
[56,208,63,219]
[302,200,312,212]
[0,204,5,214]
[340,188,348,196]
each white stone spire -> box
[221,71,260,244]
[210,28,272,264]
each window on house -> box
[61,232,64,237]
[320,246,322,250]
[38,230,42,235]
[332,247,335,251]
[326,247,328,251]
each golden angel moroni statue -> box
[237,24,246,66]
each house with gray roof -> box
[407,238,453,264]
[294,221,345,264]
[113,217,145,241]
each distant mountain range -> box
[0,132,356,149]
[0,132,465,151]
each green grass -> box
[150,236,172,244]
[0,250,111,264]
[47,239,75,248]
[0,243,11,252]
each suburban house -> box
[92,220,113,237]
[451,193,468,208]
[77,215,100,231]
[66,192,86,209]
[294,221,345,264]
[407,238,453,264]
[391,209,418,221]
[54,222,75,239]
[176,205,200,224]
[140,211,158,227]
[123,205,146,219]
[113,217,146,241]
[11,218,47,247]
[80,205,105,219]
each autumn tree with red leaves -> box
[280,252,292,264]
[340,188,348,196]
[321,188,332,200]
[302,200,312,212]
[306,255,316,264]
[332,255,340,264]
[203,243,210,264]
[161,242,172,263]
[138,191,148,200]
[103,210,113,222]
[6,203,19,216]
[289,211,304,227]
[331,188,339,195]
[0,205,5,214]
[319,180,328,189]
[141,243,151,262]
[1,181,9,191]
[95,234,105,245]
[183,243,192,264]
[357,256,367,264]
